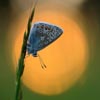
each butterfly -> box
[27,21,63,68]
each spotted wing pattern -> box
[34,22,63,50]
[27,22,63,55]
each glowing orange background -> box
[13,10,88,95]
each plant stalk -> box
[15,3,37,100]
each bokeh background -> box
[0,0,100,100]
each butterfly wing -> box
[27,22,63,55]
[27,24,40,55]
[35,22,63,51]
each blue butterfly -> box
[27,21,63,68]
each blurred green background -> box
[0,0,100,100]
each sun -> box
[13,10,88,95]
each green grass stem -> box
[15,2,37,100]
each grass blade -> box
[15,2,37,100]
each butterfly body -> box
[27,21,63,57]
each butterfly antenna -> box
[37,54,47,69]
